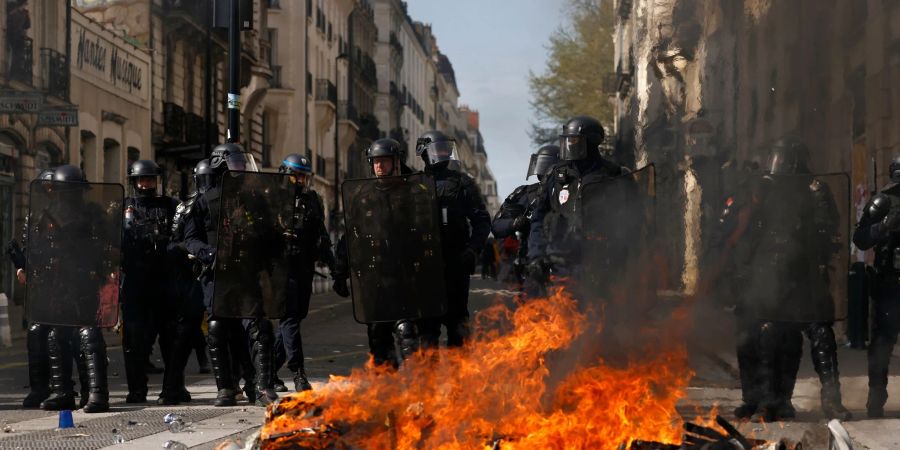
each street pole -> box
[226,0,241,143]
[333,54,347,221]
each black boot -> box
[248,320,277,406]
[41,327,76,411]
[293,368,312,392]
[23,323,50,408]
[207,320,237,407]
[866,331,897,418]
[807,324,851,420]
[80,328,109,413]
[393,320,420,364]
[733,318,761,419]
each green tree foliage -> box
[529,0,615,145]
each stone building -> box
[613,0,900,297]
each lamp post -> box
[332,52,349,228]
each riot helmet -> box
[559,116,605,161]
[526,144,560,182]
[194,159,215,193]
[37,168,55,181]
[279,153,314,188]
[209,142,259,173]
[765,137,810,175]
[53,164,87,183]
[367,138,402,177]
[415,130,458,167]
[889,154,900,184]
[127,160,162,197]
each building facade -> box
[613,0,900,298]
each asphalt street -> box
[0,277,896,449]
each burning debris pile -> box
[259,288,703,449]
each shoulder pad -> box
[506,185,529,202]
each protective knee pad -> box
[78,327,105,356]
[393,320,420,360]
[247,319,274,346]
[206,320,228,348]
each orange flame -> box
[261,287,695,449]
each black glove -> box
[460,247,478,274]
[197,247,216,265]
[512,215,530,232]
[333,278,350,298]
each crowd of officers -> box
[5,114,897,423]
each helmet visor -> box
[224,152,260,172]
[290,172,313,188]
[527,154,558,179]
[559,135,587,161]
[425,140,458,165]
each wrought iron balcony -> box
[163,102,186,142]
[315,79,337,104]
[389,32,404,57]
[9,37,34,86]
[338,101,358,125]
[270,65,283,88]
[164,0,208,28]
[41,48,69,100]
[184,113,206,145]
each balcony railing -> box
[338,101,358,124]
[315,79,337,104]
[270,65,283,88]
[165,0,207,27]
[184,113,206,145]
[41,47,69,100]
[163,102,186,142]
[9,37,34,86]
[389,32,404,56]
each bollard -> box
[0,294,11,348]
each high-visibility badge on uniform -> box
[558,187,570,204]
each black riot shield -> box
[25,180,124,327]
[577,165,656,294]
[341,173,448,324]
[733,173,849,323]
[212,171,295,319]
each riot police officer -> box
[35,165,113,413]
[121,160,178,404]
[852,153,900,418]
[492,144,559,285]
[184,143,278,406]
[527,116,630,292]
[272,154,334,391]
[333,138,423,366]
[414,131,491,348]
[736,138,850,421]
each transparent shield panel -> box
[25,180,124,327]
[731,173,849,323]
[341,173,448,323]
[212,171,295,319]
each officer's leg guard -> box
[247,319,277,405]
[206,319,237,406]
[806,323,851,420]
[79,327,109,413]
[158,319,193,405]
[367,323,396,368]
[23,323,50,408]
[867,327,898,418]
[773,324,802,420]
[41,327,76,411]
